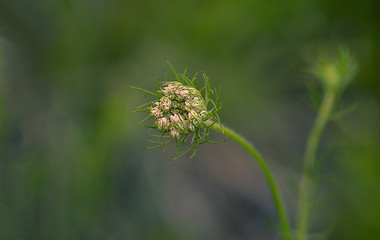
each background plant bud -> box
[312,47,358,92]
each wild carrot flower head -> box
[132,61,221,159]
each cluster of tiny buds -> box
[150,82,209,139]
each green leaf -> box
[130,86,158,97]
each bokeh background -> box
[0,0,379,239]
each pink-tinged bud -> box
[170,114,180,123]
[161,117,167,124]
[180,90,189,96]
[169,129,180,140]
[164,85,173,92]
[151,107,161,117]
[156,117,168,131]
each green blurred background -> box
[0,0,379,239]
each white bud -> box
[200,110,208,120]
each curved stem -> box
[296,90,336,240]
[209,121,293,240]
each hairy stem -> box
[208,121,293,240]
[296,90,336,240]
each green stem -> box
[209,121,293,240]
[296,90,336,240]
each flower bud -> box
[134,62,222,158]
[169,129,181,140]
[312,47,358,92]
[156,117,169,132]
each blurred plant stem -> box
[296,89,336,240]
[209,121,293,240]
